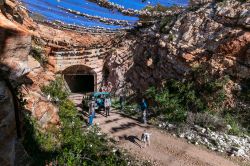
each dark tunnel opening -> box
[64,74,94,93]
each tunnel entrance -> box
[64,74,94,93]
[62,65,96,93]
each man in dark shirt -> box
[119,95,125,110]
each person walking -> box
[143,110,147,124]
[140,98,148,124]
[89,97,96,124]
[89,110,94,126]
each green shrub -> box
[187,112,227,132]
[145,66,230,124]
[146,79,205,123]
[56,99,128,166]
[224,113,242,136]
[41,76,68,102]
[222,106,250,136]
[22,113,60,165]
[24,79,131,165]
[238,78,250,102]
[191,66,229,111]
[143,4,172,13]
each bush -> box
[41,76,68,102]
[24,79,131,165]
[238,78,250,102]
[224,113,242,136]
[222,106,250,136]
[191,66,229,111]
[145,70,230,126]
[187,112,227,132]
[56,99,128,166]
[146,79,205,123]
[22,113,60,165]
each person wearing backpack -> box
[88,97,96,125]
[140,98,148,124]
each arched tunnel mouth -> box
[62,65,96,93]
[64,74,94,93]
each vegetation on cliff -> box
[116,64,249,136]
[22,77,139,166]
[144,67,250,136]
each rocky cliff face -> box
[0,1,114,165]
[106,0,250,97]
[0,0,113,131]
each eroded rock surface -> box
[106,0,250,95]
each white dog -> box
[141,130,152,147]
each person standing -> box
[107,82,112,92]
[104,97,111,117]
[101,85,106,92]
[119,95,125,110]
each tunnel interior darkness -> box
[62,65,96,93]
[64,74,94,93]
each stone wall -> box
[50,48,108,90]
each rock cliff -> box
[0,1,113,165]
[106,0,250,97]
[0,0,114,130]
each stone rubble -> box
[158,122,250,159]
